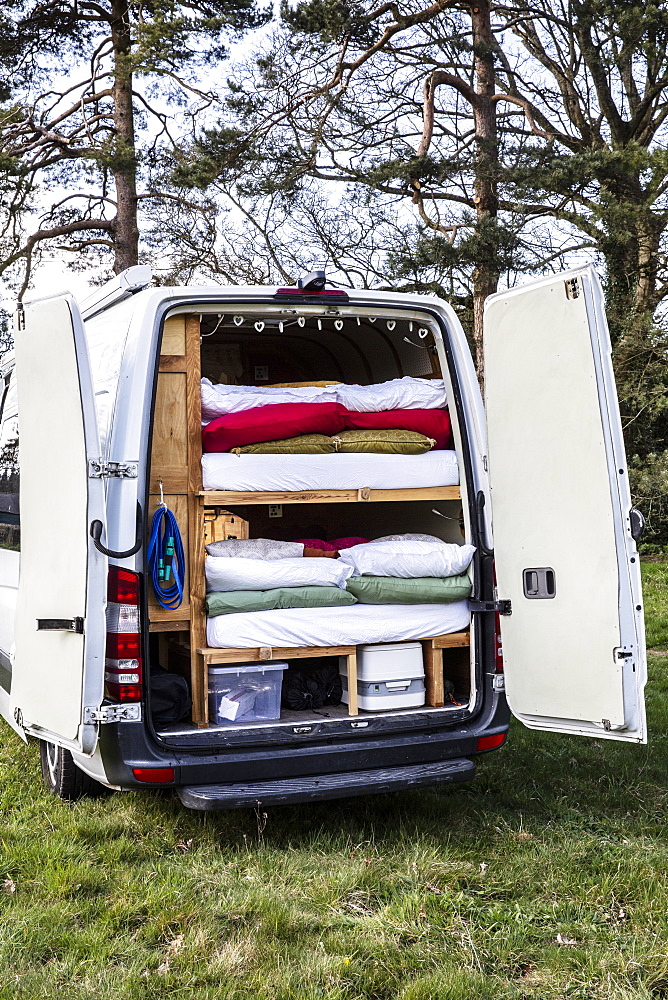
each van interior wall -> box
[198,313,438,386]
[150,310,472,733]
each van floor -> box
[156,699,468,737]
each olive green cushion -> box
[345,574,472,604]
[206,586,357,617]
[334,429,435,455]
[233,434,337,455]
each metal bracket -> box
[88,460,138,479]
[83,704,141,724]
[37,617,84,633]
[565,277,581,299]
[469,599,512,615]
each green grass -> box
[0,561,666,999]
[643,560,668,649]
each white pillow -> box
[370,533,447,545]
[205,555,353,592]
[201,379,339,422]
[338,540,475,579]
[336,377,446,412]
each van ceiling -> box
[199,313,438,386]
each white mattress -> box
[206,601,470,648]
[201,450,459,491]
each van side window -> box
[0,374,19,551]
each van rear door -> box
[483,266,647,743]
[10,295,107,754]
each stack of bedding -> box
[200,377,458,492]
[205,534,474,650]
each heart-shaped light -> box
[419,327,429,338]
[386,320,396,331]
[334,319,344,331]
[254,321,265,332]
[297,316,305,327]
[233,315,244,326]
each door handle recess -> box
[90,502,142,559]
[523,567,556,599]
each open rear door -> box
[11,295,107,754]
[484,267,647,742]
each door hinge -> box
[83,704,141,724]
[88,460,138,479]
[469,599,512,615]
[565,277,581,299]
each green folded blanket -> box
[206,586,358,617]
[334,428,435,454]
[346,574,472,604]
[233,434,336,454]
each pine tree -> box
[0,0,268,295]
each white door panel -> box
[10,296,106,754]
[484,268,646,742]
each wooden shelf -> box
[199,644,359,718]
[198,485,460,506]
[198,632,471,721]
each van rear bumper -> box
[176,757,476,810]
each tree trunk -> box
[470,0,499,388]
[110,0,139,273]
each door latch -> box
[469,599,512,615]
[565,277,580,299]
[37,618,84,633]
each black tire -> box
[39,740,109,801]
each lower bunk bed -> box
[196,602,472,726]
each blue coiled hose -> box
[147,506,186,610]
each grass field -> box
[0,561,666,999]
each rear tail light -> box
[133,767,175,784]
[494,612,504,673]
[477,732,506,751]
[106,566,142,702]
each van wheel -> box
[39,740,108,801]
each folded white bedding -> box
[206,600,470,648]
[205,555,353,593]
[201,379,338,421]
[201,450,459,491]
[201,376,447,421]
[336,377,446,412]
[338,539,476,579]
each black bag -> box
[281,661,343,711]
[150,669,192,723]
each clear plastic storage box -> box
[208,663,288,725]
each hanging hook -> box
[158,479,167,509]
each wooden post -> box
[346,650,358,716]
[422,641,445,707]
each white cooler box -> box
[340,642,425,711]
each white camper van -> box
[0,265,647,810]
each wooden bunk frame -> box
[148,313,469,726]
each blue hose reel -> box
[147,497,186,610]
